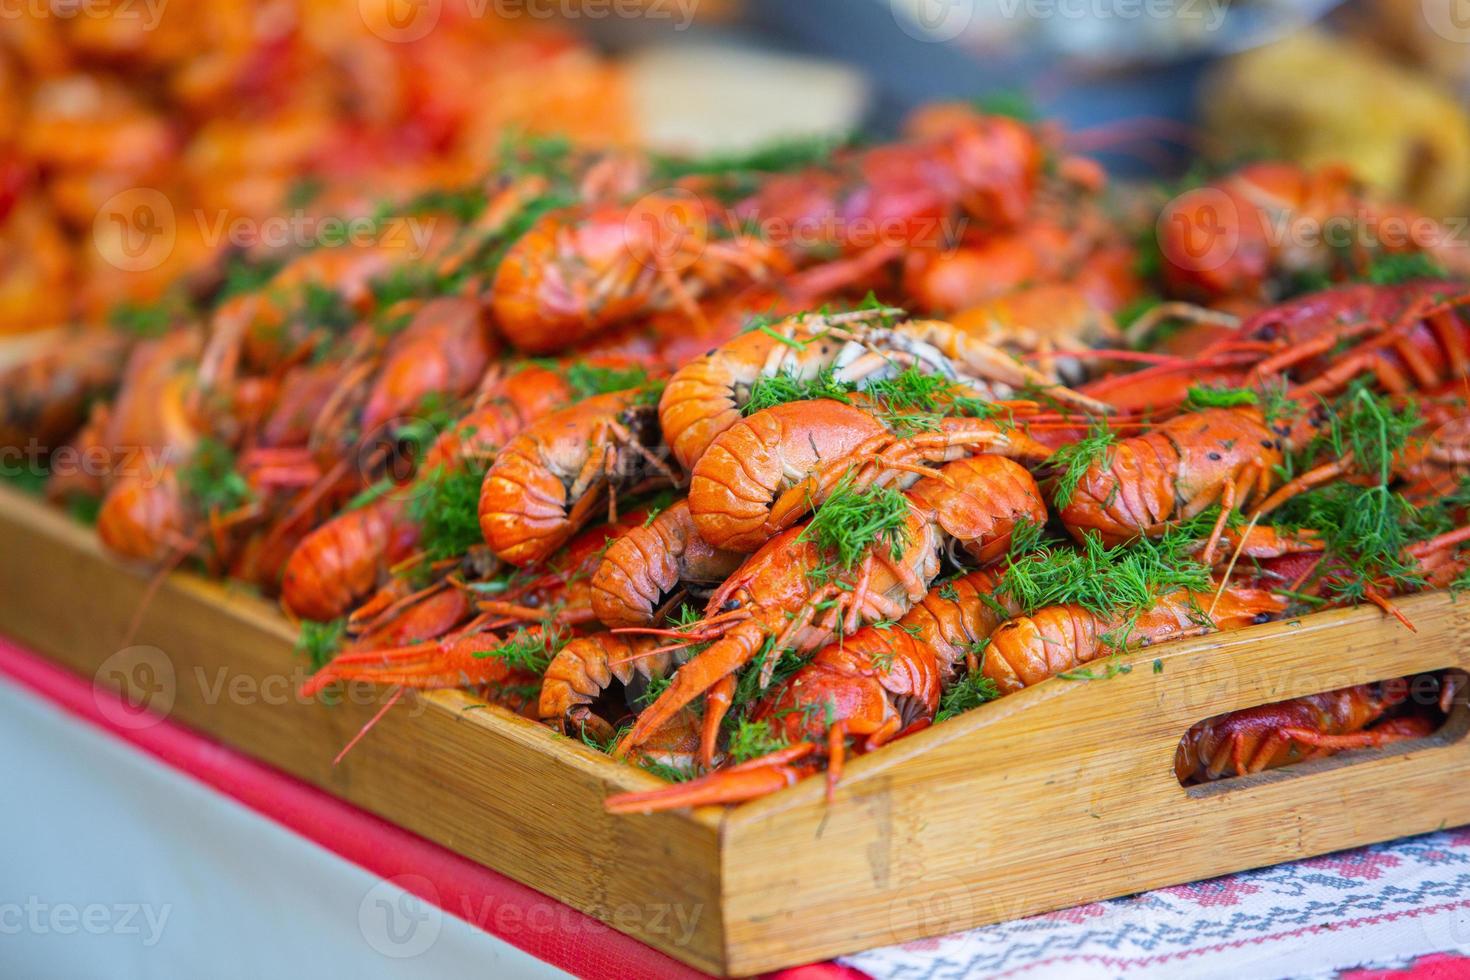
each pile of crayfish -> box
[4,102,1470,811]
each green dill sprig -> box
[296,619,346,671]
[1305,383,1419,485]
[743,367,857,415]
[562,361,655,399]
[649,133,852,184]
[1057,658,1134,682]
[108,300,177,337]
[473,627,561,675]
[638,759,697,783]
[1361,253,1447,286]
[972,89,1039,122]
[216,257,284,302]
[180,438,253,516]
[409,462,489,561]
[286,282,357,342]
[1046,423,1117,509]
[725,718,788,764]
[1183,385,1258,412]
[997,525,1213,618]
[799,473,912,570]
[934,666,1000,722]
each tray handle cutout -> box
[1178,669,1469,796]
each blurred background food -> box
[3,0,1470,337]
[1201,28,1470,216]
[0,0,635,331]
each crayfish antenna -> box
[332,687,405,766]
[122,529,206,647]
[1364,587,1416,632]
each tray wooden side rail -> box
[3,482,1469,975]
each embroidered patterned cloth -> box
[841,829,1470,979]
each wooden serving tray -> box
[3,481,1469,976]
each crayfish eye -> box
[722,598,742,611]
[1253,612,1272,624]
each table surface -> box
[4,632,1469,980]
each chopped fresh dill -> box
[743,367,856,415]
[472,627,559,675]
[578,721,630,754]
[563,361,653,399]
[296,619,345,671]
[1361,253,1446,286]
[649,132,851,182]
[344,478,394,512]
[972,89,1039,122]
[296,282,357,336]
[216,257,284,301]
[1047,423,1117,509]
[934,667,1001,722]
[1274,483,1431,603]
[998,526,1213,618]
[634,674,673,708]
[725,718,788,764]
[638,759,696,783]
[179,438,253,515]
[369,265,447,310]
[497,133,577,182]
[757,324,807,349]
[1302,383,1419,485]
[1183,385,1258,411]
[799,472,912,569]
[409,462,489,561]
[1058,658,1133,682]
[108,300,176,337]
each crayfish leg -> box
[699,675,737,768]
[614,626,765,758]
[1277,722,1429,753]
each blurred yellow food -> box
[1349,0,1470,98]
[1201,29,1470,218]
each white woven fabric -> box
[842,830,1470,979]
